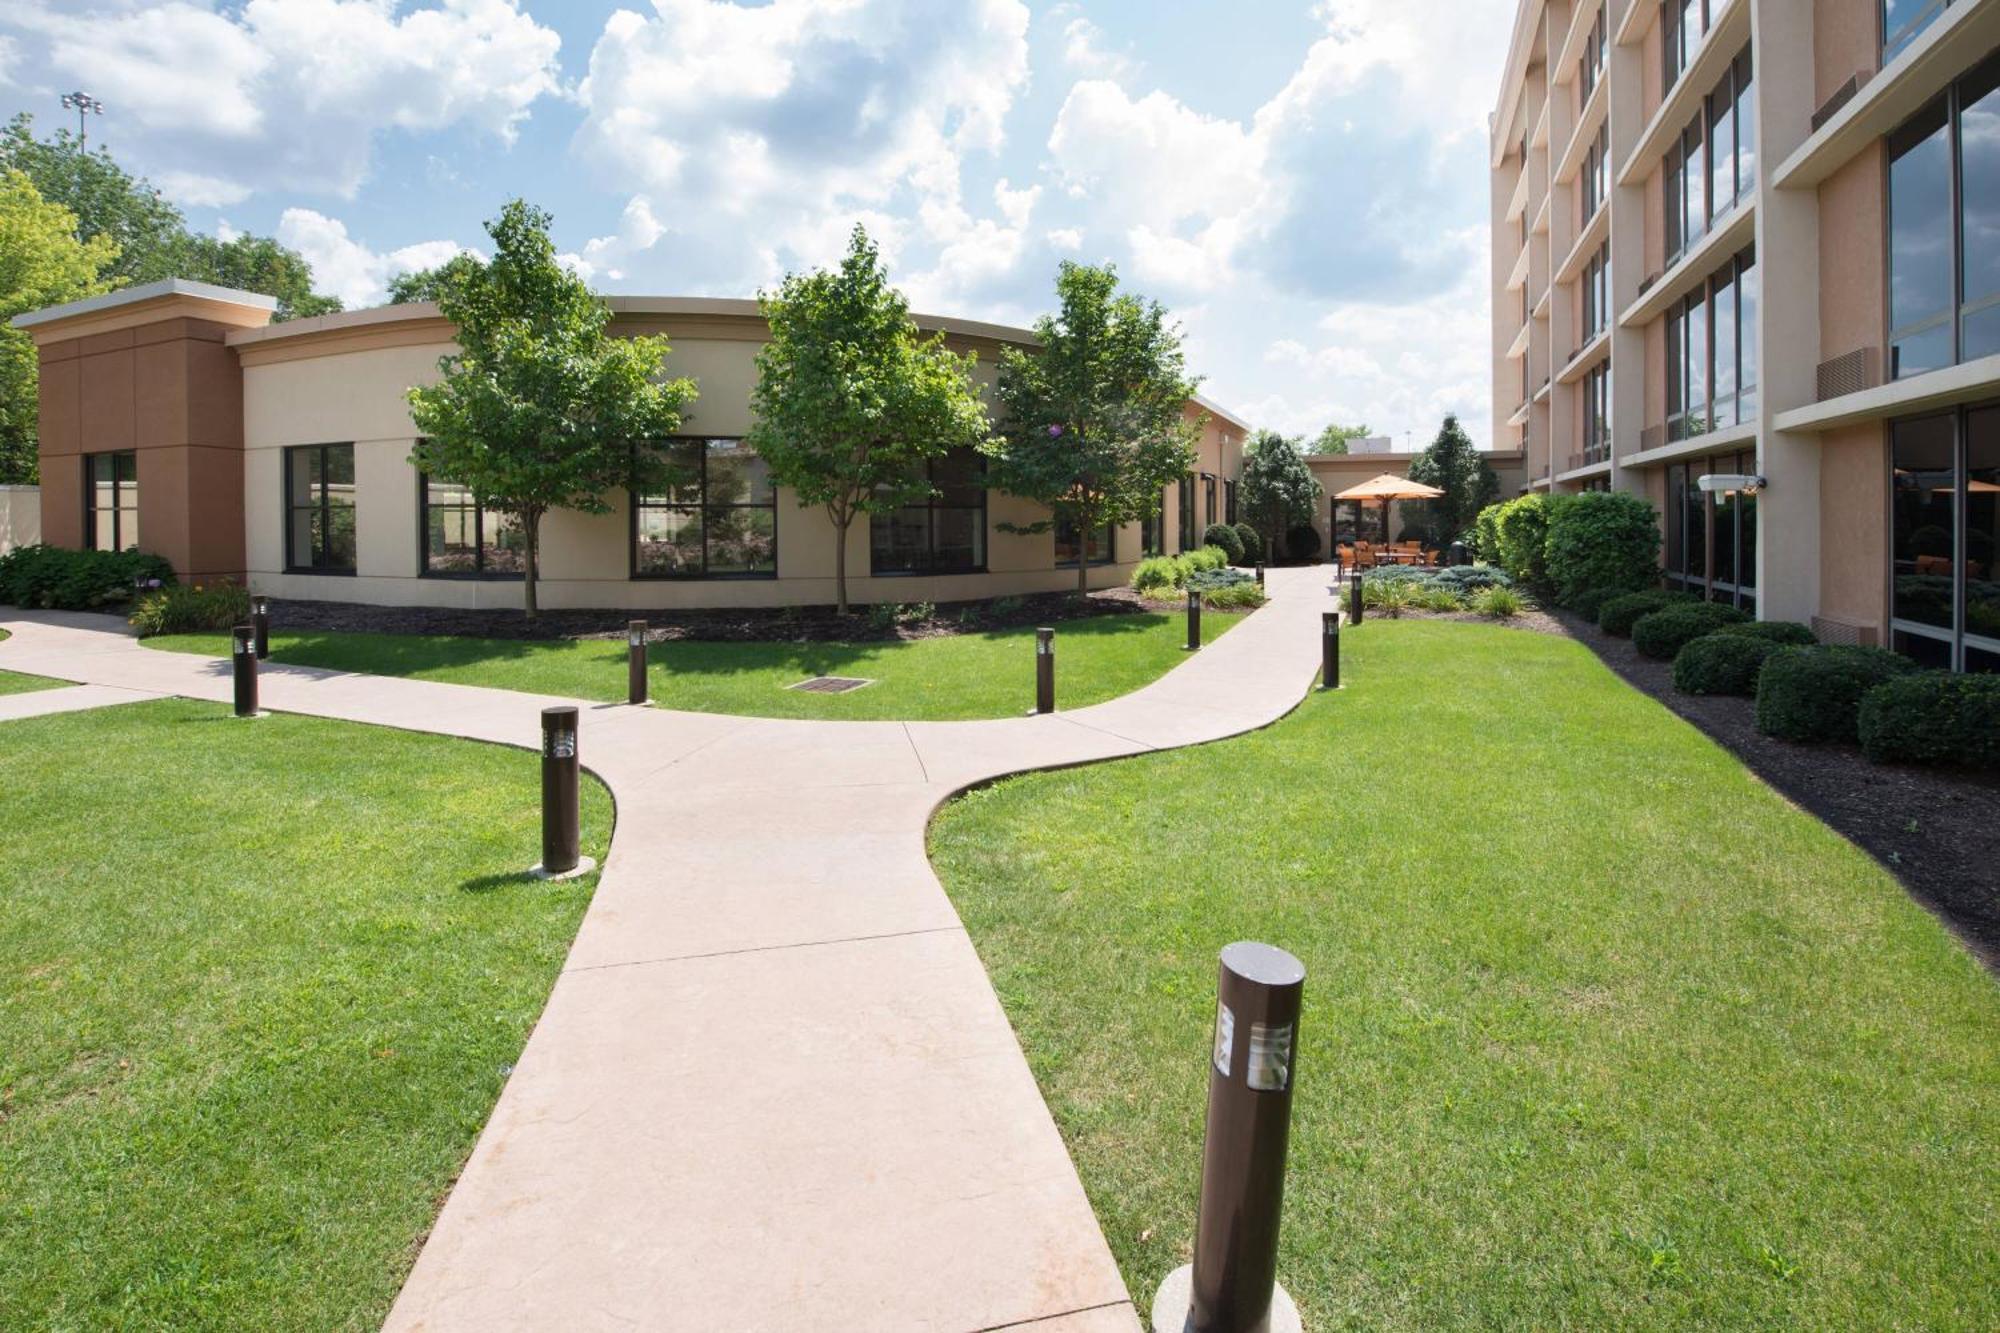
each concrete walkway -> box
[0,566,1339,1332]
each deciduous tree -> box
[748,225,990,613]
[407,200,698,618]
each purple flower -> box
[1047,424,1064,437]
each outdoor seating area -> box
[1337,539,1443,571]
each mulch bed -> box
[258,587,1156,644]
[1545,610,2000,967]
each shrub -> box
[1202,522,1245,564]
[1632,602,1750,660]
[1672,632,1779,696]
[1471,584,1524,618]
[0,544,176,611]
[1132,555,1183,593]
[129,582,252,637]
[1185,545,1229,573]
[1544,491,1662,607]
[1756,645,1918,743]
[1598,589,1694,636]
[1566,587,1624,622]
[1491,494,1555,585]
[1716,620,1818,648]
[1285,523,1322,561]
[1409,584,1465,612]
[1232,523,1263,565]
[1427,564,1512,593]
[1857,671,2000,770]
[1473,503,1505,564]
[1200,580,1268,610]
[1368,579,1418,617]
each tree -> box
[986,261,1199,595]
[387,253,483,305]
[0,170,119,483]
[1240,429,1321,564]
[407,200,698,618]
[0,114,339,318]
[1307,422,1371,455]
[748,225,990,614]
[1404,413,1499,548]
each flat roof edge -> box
[10,277,277,330]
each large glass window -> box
[1667,248,1757,440]
[1662,0,1709,94]
[1958,57,2000,361]
[632,437,776,578]
[421,476,524,577]
[84,451,137,552]
[1664,450,1757,606]
[1891,405,2000,670]
[1887,56,2000,380]
[1884,0,1950,64]
[1580,7,1606,103]
[1055,516,1113,567]
[1582,241,1610,343]
[1664,48,1752,266]
[1203,473,1218,528]
[1225,479,1239,525]
[1733,48,1757,199]
[871,448,986,576]
[1177,474,1197,550]
[1582,124,1609,225]
[1583,362,1610,462]
[284,443,355,573]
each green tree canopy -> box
[387,254,483,305]
[1308,422,1371,455]
[0,170,119,483]
[747,224,990,613]
[1405,413,1499,548]
[0,114,338,319]
[407,200,698,618]
[985,261,1199,594]
[1240,429,1322,558]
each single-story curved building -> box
[14,279,1249,609]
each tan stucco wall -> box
[1814,0,1880,104]
[1818,141,1885,360]
[238,318,1219,609]
[1818,420,1889,632]
[0,486,39,552]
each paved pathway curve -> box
[0,566,1338,1332]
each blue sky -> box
[0,0,1515,447]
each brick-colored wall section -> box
[1818,142,1885,364]
[36,316,248,580]
[1814,0,1881,106]
[1819,421,1889,631]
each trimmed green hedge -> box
[1566,586,1625,622]
[1232,523,1263,565]
[1717,620,1818,647]
[1201,523,1245,564]
[1545,491,1662,607]
[0,545,175,610]
[1598,589,1695,637]
[1756,645,1918,743]
[1857,671,2000,770]
[1672,632,1779,696]
[1632,602,1751,660]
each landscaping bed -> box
[1554,609,2000,962]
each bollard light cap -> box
[1220,940,1305,988]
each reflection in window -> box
[84,451,138,553]
[871,448,987,575]
[1887,55,2000,379]
[1177,475,1196,551]
[1664,451,1757,606]
[421,476,525,577]
[1668,249,1756,440]
[632,437,777,578]
[285,443,356,572]
[1892,406,2000,670]
[1883,0,1950,64]
[1055,515,1114,567]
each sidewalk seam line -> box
[901,721,932,784]
[965,1298,1136,1332]
[562,923,965,975]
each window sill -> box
[630,571,779,582]
[869,567,990,578]
[283,566,357,577]
[420,571,526,581]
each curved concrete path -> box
[0,566,1338,1332]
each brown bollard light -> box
[1035,626,1056,714]
[539,706,580,877]
[250,594,271,660]
[231,623,260,718]
[628,620,649,706]
[1255,562,1265,587]
[1322,610,1340,690]
[1186,586,1202,651]
[1349,568,1364,625]
[1152,942,1307,1333]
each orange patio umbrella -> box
[1332,473,1445,544]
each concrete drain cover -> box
[787,675,876,694]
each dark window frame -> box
[1054,514,1116,568]
[1177,474,1197,551]
[282,442,357,575]
[629,436,779,581]
[1888,400,2000,671]
[417,472,524,580]
[867,448,989,577]
[1667,247,1757,442]
[1883,0,1951,65]
[1664,448,1757,608]
[1224,479,1239,526]
[82,449,137,552]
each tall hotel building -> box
[1491,0,2000,670]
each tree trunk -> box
[522,510,540,620]
[830,504,850,615]
[1076,528,1090,597]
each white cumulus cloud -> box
[275,208,476,308]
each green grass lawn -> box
[0,701,611,1329]
[0,628,69,695]
[145,609,1239,720]
[930,619,1999,1330]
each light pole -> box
[60,92,104,150]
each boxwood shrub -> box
[1566,586,1624,622]
[0,544,175,610]
[1544,490,1662,606]
[1201,523,1245,564]
[1755,645,1918,743]
[1632,602,1750,660]
[1672,632,1780,696]
[1716,620,1818,647]
[1857,671,2000,770]
[1285,523,1322,561]
[1232,523,1263,565]
[1598,589,1695,637]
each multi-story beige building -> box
[1493,0,2000,670]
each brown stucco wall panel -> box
[77,350,136,454]
[181,445,247,579]
[1818,142,1884,360]
[140,447,192,572]
[1819,421,1889,629]
[187,336,246,455]
[1815,0,1880,104]
[39,455,82,550]
[134,337,191,450]
[36,351,81,457]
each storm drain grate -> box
[787,675,876,694]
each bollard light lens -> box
[1212,1002,1234,1076]
[546,727,576,759]
[630,630,643,647]
[1246,1020,1294,1091]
